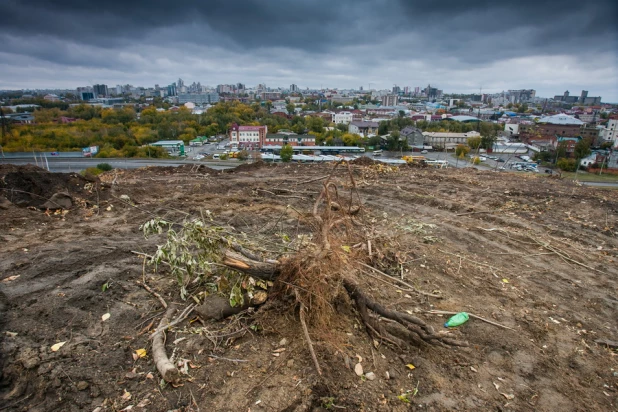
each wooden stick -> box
[456,210,494,217]
[136,281,168,309]
[357,261,442,298]
[426,310,516,331]
[152,304,180,383]
[149,303,196,338]
[296,290,322,376]
[295,175,330,185]
[207,354,249,363]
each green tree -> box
[573,139,591,160]
[467,136,481,149]
[556,158,577,172]
[378,121,389,135]
[555,141,568,160]
[280,144,293,162]
[455,144,470,157]
[286,103,296,115]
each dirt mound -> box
[0,165,106,209]
[227,160,269,173]
[350,156,377,166]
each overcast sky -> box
[1,0,617,101]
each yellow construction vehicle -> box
[402,155,426,164]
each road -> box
[0,155,235,173]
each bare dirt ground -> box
[1,162,617,411]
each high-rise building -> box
[580,90,588,103]
[381,95,398,106]
[76,86,94,101]
[167,83,177,97]
[392,86,401,94]
[93,84,108,97]
[177,93,220,104]
[290,84,299,92]
[177,78,184,89]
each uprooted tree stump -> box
[142,161,467,380]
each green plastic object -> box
[444,312,469,328]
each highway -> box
[0,155,235,172]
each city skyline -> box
[1,1,617,101]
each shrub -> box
[81,167,103,176]
[280,145,293,162]
[96,163,113,171]
[455,144,470,157]
[556,158,577,172]
[219,153,229,160]
[237,150,249,161]
[472,156,481,165]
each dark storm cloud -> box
[2,0,615,55]
[0,0,616,98]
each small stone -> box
[354,363,363,376]
[385,371,390,380]
[120,195,131,202]
[279,338,288,346]
[388,370,398,380]
[76,381,89,391]
[256,361,263,368]
[365,372,376,381]
[287,359,294,368]
[125,372,137,380]
[52,378,62,388]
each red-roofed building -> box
[229,123,268,148]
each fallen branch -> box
[152,304,180,383]
[208,354,249,363]
[296,290,322,376]
[149,303,197,338]
[136,281,168,309]
[456,210,494,217]
[426,310,516,332]
[357,261,442,298]
[295,175,330,185]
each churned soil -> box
[0,162,617,411]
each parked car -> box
[420,150,428,154]
[497,158,505,162]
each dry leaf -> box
[121,390,132,401]
[101,313,111,322]
[51,341,66,352]
[502,278,509,283]
[145,372,154,380]
[501,393,514,400]
[5,331,18,337]
[406,364,416,370]
[493,382,500,391]
[470,366,478,373]
[273,348,286,353]
[137,398,152,408]
[134,349,147,359]
[355,354,363,363]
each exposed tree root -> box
[343,280,468,348]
